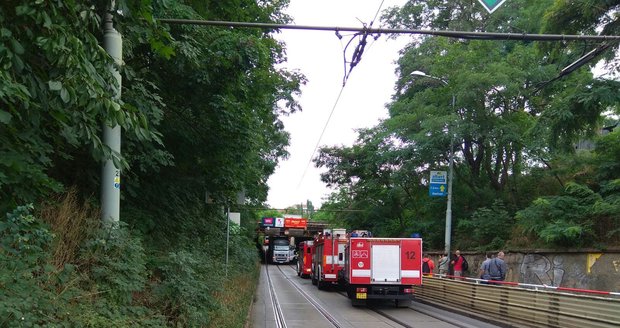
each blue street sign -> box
[429,171,447,196]
[429,183,447,197]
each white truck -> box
[270,237,295,264]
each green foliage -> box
[3,0,297,326]
[0,204,53,266]
[0,204,55,326]
[0,0,171,212]
[457,200,513,250]
[152,250,220,326]
[516,183,600,247]
[80,224,148,306]
[0,204,166,327]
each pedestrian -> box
[422,253,435,276]
[496,251,508,279]
[488,251,507,283]
[479,252,493,283]
[438,253,449,277]
[451,250,467,279]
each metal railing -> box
[415,277,620,328]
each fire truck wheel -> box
[311,273,317,285]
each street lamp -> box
[409,71,456,256]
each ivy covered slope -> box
[315,0,620,250]
[1,0,302,327]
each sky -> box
[266,0,410,209]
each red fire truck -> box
[296,240,314,278]
[311,229,347,289]
[342,237,423,306]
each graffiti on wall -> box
[519,254,565,286]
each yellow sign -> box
[356,293,367,300]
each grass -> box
[207,264,260,328]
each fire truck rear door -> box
[371,244,400,282]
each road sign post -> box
[477,0,507,13]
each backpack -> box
[461,256,469,272]
[422,259,430,274]
[490,258,505,280]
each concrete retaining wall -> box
[439,250,620,292]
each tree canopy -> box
[315,0,620,250]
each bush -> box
[457,200,512,250]
[152,250,222,326]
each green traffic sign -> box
[478,0,507,13]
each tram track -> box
[267,264,480,328]
[264,264,287,328]
[281,264,414,328]
[277,265,345,328]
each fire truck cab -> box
[311,228,347,290]
[342,237,423,307]
[296,240,314,278]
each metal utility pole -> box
[101,4,122,224]
[445,94,456,256]
[410,71,455,256]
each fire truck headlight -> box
[357,261,364,268]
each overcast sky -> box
[266,0,409,209]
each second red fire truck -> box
[311,228,348,289]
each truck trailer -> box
[342,237,423,306]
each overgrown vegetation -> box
[1,0,296,326]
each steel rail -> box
[265,265,288,328]
[278,265,344,328]
[157,19,620,42]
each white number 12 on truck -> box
[342,237,423,307]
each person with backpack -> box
[422,254,435,276]
[451,249,468,279]
[438,253,449,277]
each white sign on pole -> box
[275,217,285,228]
[430,171,447,184]
[228,212,240,225]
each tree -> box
[315,0,620,249]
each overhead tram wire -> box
[156,19,620,42]
[295,86,345,190]
[298,0,387,189]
